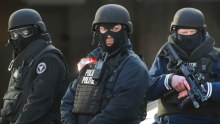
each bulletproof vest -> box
[157,47,220,117]
[1,40,64,123]
[72,62,105,114]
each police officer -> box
[0,9,68,124]
[149,8,220,124]
[61,4,149,124]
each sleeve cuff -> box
[205,82,212,99]
[164,74,173,90]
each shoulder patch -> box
[36,62,47,74]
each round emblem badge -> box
[36,62,47,74]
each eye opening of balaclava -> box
[96,23,127,53]
[8,25,41,55]
[174,27,205,55]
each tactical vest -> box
[158,47,220,117]
[72,62,104,114]
[1,42,64,123]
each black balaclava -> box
[97,24,126,53]
[9,25,41,56]
[174,30,204,54]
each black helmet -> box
[92,4,133,34]
[8,8,47,33]
[170,8,206,32]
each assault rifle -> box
[163,43,207,109]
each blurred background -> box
[1,0,220,108]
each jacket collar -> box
[168,35,215,61]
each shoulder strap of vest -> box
[101,53,133,102]
[24,44,69,84]
[26,44,63,67]
[109,53,136,89]
[31,44,69,83]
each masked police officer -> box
[0,9,68,124]
[61,4,149,124]
[149,8,220,124]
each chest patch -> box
[36,62,47,74]
[81,69,95,85]
[78,63,99,85]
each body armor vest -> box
[1,40,64,123]
[72,63,105,114]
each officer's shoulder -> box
[208,47,220,61]
[34,51,64,66]
[156,42,170,57]
[127,53,141,61]
[40,51,62,59]
[125,53,147,68]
